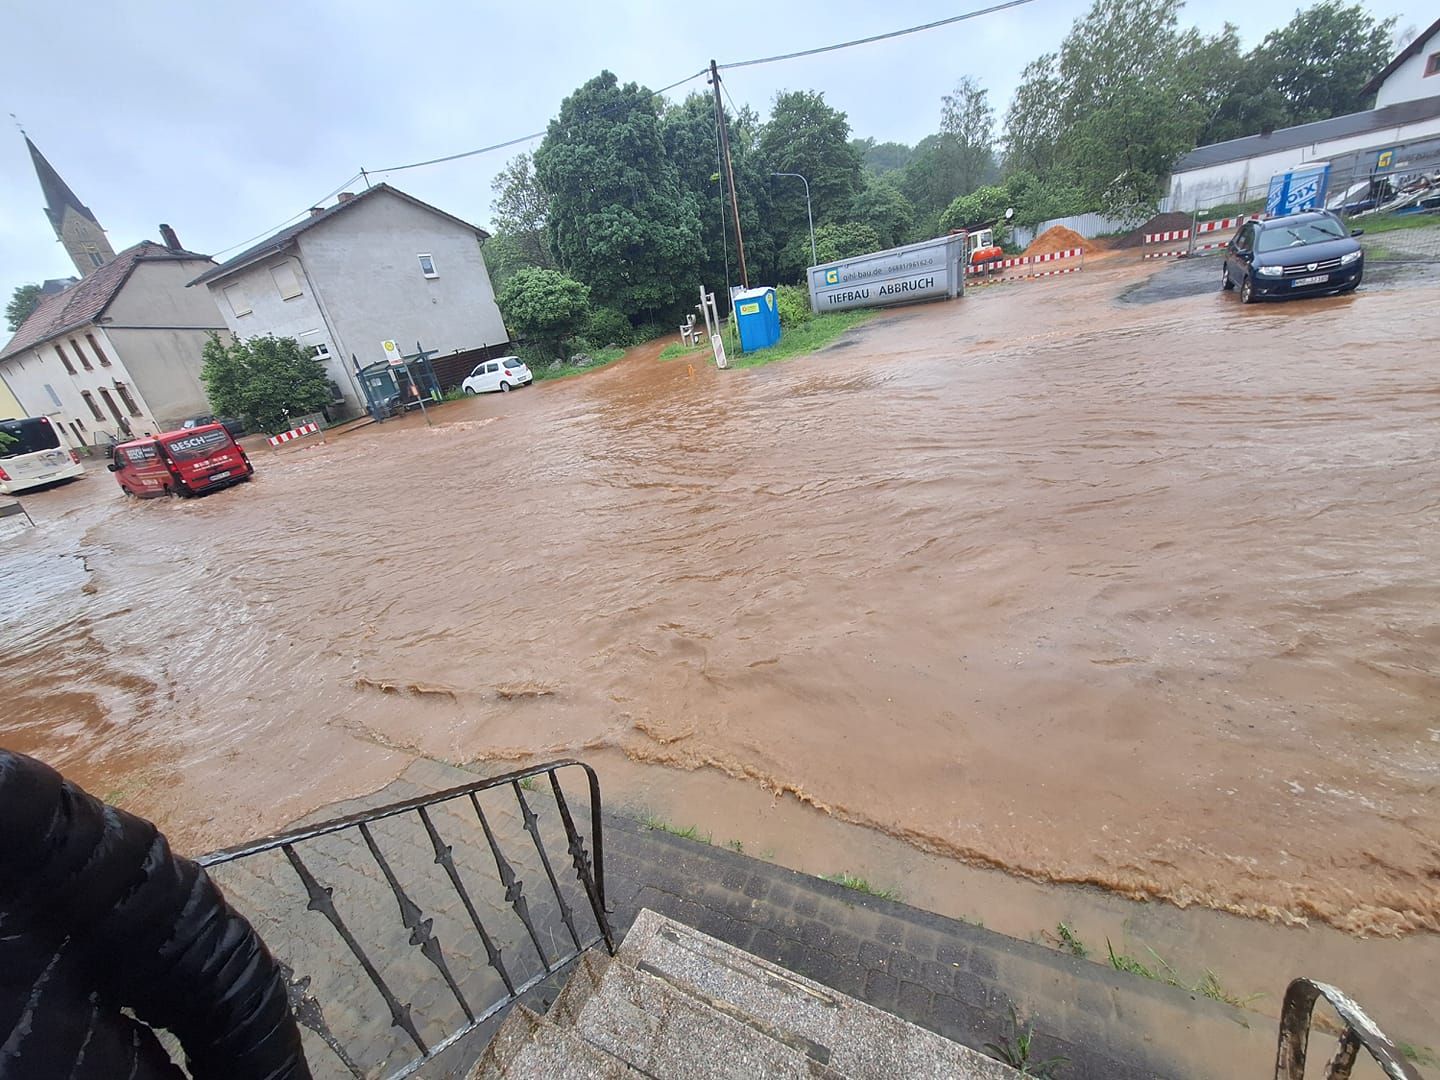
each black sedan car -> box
[1221,211,1364,303]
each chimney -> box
[308,207,325,218]
[337,191,356,203]
[159,223,182,251]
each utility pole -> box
[710,59,748,291]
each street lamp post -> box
[771,172,816,267]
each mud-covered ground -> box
[4,253,1437,1037]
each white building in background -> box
[0,237,226,449]
[1363,18,1440,109]
[1165,97,1440,211]
[1165,21,1440,212]
[189,184,510,416]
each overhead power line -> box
[371,67,711,175]
[718,0,1041,71]
[210,171,366,259]
[369,0,1042,177]
[210,1,1037,256]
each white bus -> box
[0,416,85,494]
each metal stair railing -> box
[199,759,615,1080]
[1274,978,1422,1080]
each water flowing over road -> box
[4,258,1437,950]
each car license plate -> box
[1293,274,1329,287]
[209,470,231,481]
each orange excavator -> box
[967,227,1005,268]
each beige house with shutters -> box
[0,238,227,449]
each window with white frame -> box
[271,261,303,300]
[223,284,252,317]
[1426,52,1440,77]
[417,253,438,278]
[310,342,333,363]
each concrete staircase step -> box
[468,1004,639,1079]
[546,950,612,1028]
[616,909,1021,1080]
[565,953,849,1079]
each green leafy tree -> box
[850,177,915,249]
[759,91,864,277]
[806,221,882,266]
[1002,55,1064,176]
[489,153,554,274]
[497,268,591,356]
[939,185,1011,235]
[481,234,539,289]
[661,93,776,298]
[1003,170,1087,229]
[535,71,704,320]
[199,334,333,434]
[1001,0,1223,214]
[586,306,633,347]
[940,77,997,197]
[6,284,42,333]
[1192,24,1291,147]
[1252,1,1396,124]
[852,138,914,176]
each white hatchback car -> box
[461,356,533,394]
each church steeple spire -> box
[25,135,115,277]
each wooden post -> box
[710,60,748,292]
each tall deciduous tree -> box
[939,77,996,197]
[759,91,863,276]
[661,93,775,296]
[199,334,332,434]
[1002,0,1220,214]
[852,138,914,176]
[535,71,703,320]
[1253,1,1396,124]
[1002,55,1063,177]
[6,284,42,333]
[489,153,554,274]
[850,177,915,249]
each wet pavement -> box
[3,253,1438,1041]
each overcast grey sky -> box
[0,0,1416,294]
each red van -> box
[109,423,254,498]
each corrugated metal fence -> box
[1010,211,1146,250]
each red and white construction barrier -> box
[1190,215,1248,252]
[1195,216,1245,234]
[967,255,1030,274]
[1030,246,1083,263]
[1030,265,1082,279]
[1144,229,1191,243]
[966,247,1084,276]
[268,421,319,447]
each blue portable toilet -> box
[731,286,781,352]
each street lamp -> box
[771,172,816,267]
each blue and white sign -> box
[1265,164,1332,218]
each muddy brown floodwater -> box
[4,255,1438,1045]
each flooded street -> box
[4,256,1438,1031]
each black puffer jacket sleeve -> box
[0,750,309,1079]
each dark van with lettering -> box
[109,423,253,498]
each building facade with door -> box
[0,239,226,449]
[189,184,511,418]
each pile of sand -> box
[1023,225,1097,257]
[1110,211,1192,249]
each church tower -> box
[26,135,115,277]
